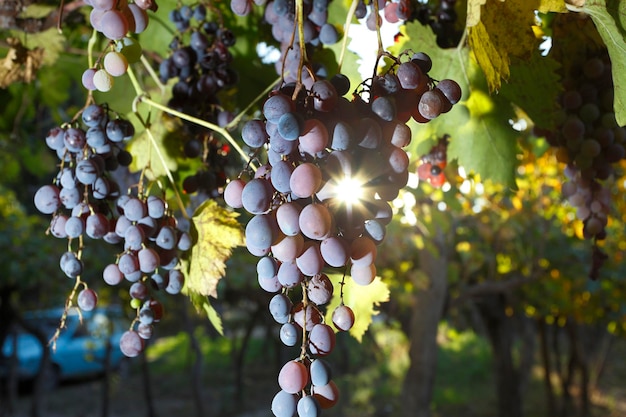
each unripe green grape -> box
[93,69,114,92]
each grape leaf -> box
[186,199,244,299]
[128,114,179,180]
[324,274,390,342]
[203,301,224,336]
[0,38,44,87]
[499,52,563,129]
[468,0,540,91]
[583,0,626,125]
[466,0,488,27]
[538,0,568,13]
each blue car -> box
[0,306,128,387]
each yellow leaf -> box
[468,0,541,91]
[538,0,568,13]
[324,274,390,342]
[186,200,244,298]
[467,0,488,27]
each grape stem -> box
[338,0,360,73]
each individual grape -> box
[82,104,106,127]
[257,255,279,279]
[118,252,140,278]
[350,236,377,266]
[269,293,293,323]
[279,322,299,346]
[329,120,354,150]
[77,288,98,311]
[411,52,432,74]
[277,112,302,140]
[299,203,332,240]
[350,263,376,285]
[296,241,324,276]
[308,323,335,356]
[386,145,410,173]
[418,90,445,120]
[75,159,99,185]
[146,195,166,219]
[436,79,462,105]
[86,212,109,239]
[363,219,386,244]
[320,236,348,267]
[277,260,304,288]
[371,96,396,121]
[259,273,283,293]
[278,360,308,394]
[298,119,329,156]
[137,323,154,339]
[242,178,273,214]
[123,196,147,221]
[45,127,66,150]
[129,281,148,300]
[332,304,355,331]
[103,263,124,285]
[93,69,114,92]
[138,247,160,273]
[271,390,298,417]
[396,61,426,91]
[119,330,144,357]
[242,120,269,148]
[271,160,294,193]
[50,214,68,238]
[139,307,155,325]
[64,216,85,238]
[330,73,350,96]
[311,80,338,112]
[355,117,382,149]
[103,51,129,77]
[319,23,339,45]
[82,68,97,91]
[263,93,293,123]
[177,232,192,251]
[166,269,184,294]
[293,303,322,331]
[63,127,87,153]
[297,395,321,417]
[127,3,149,33]
[60,251,83,278]
[312,380,339,409]
[272,234,304,262]
[246,214,279,251]
[224,179,246,208]
[290,163,323,198]
[60,187,81,209]
[306,273,333,305]
[100,10,129,40]
[384,2,400,23]
[155,226,177,250]
[309,358,331,386]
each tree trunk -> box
[538,320,556,417]
[399,235,448,417]
[476,294,523,417]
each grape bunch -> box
[231,0,340,86]
[357,0,463,49]
[416,135,449,187]
[541,50,626,279]
[224,50,460,416]
[157,2,237,196]
[33,103,191,356]
[82,0,156,92]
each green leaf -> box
[127,114,179,180]
[500,52,563,129]
[203,301,224,336]
[324,274,390,342]
[584,0,626,125]
[448,60,519,188]
[185,200,244,299]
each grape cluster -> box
[158,2,237,196]
[542,50,626,279]
[224,51,460,416]
[358,0,462,48]
[33,104,191,357]
[82,0,156,92]
[416,135,449,187]
[231,0,340,86]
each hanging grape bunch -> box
[541,48,626,278]
[82,0,156,92]
[33,104,192,356]
[417,134,449,187]
[224,49,461,416]
[158,1,238,197]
